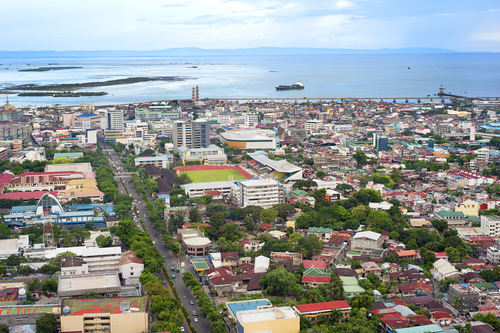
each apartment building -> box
[134,154,174,169]
[173,119,210,152]
[487,246,500,264]
[231,178,284,209]
[245,113,259,127]
[481,215,500,237]
[304,119,322,132]
[177,144,227,165]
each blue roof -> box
[58,211,95,217]
[103,203,116,214]
[11,205,37,212]
[69,204,101,210]
[135,154,173,162]
[480,125,493,130]
[158,194,171,199]
[76,113,98,118]
[227,300,271,317]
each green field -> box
[180,169,247,183]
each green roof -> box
[192,258,209,271]
[0,305,60,316]
[343,285,365,293]
[303,267,330,277]
[308,227,333,234]
[394,324,444,333]
[471,283,498,292]
[292,190,308,195]
[340,276,359,286]
[436,211,465,218]
[467,215,481,223]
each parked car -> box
[190,300,195,305]
[180,327,185,332]
[194,317,198,323]
[192,311,197,316]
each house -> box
[350,231,382,251]
[430,259,459,281]
[270,252,302,272]
[455,199,479,216]
[301,267,331,287]
[221,252,239,267]
[307,227,333,243]
[293,301,351,321]
[240,240,265,252]
[459,272,486,284]
[205,267,240,296]
[119,251,144,285]
[361,261,383,276]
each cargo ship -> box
[276,80,304,91]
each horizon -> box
[2,0,499,52]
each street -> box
[104,146,211,333]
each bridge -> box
[107,96,500,106]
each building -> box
[455,199,479,216]
[0,235,29,260]
[134,154,174,169]
[351,231,383,251]
[448,284,480,312]
[487,246,500,264]
[178,144,227,165]
[305,120,323,132]
[236,307,299,333]
[173,119,210,152]
[101,110,125,141]
[430,259,459,281]
[231,178,284,209]
[248,151,302,181]
[477,148,490,162]
[293,301,351,321]
[333,125,353,132]
[481,215,500,237]
[177,228,211,256]
[60,297,149,333]
[270,252,302,272]
[119,251,144,285]
[376,136,389,152]
[221,129,279,150]
[245,114,259,127]
[181,180,235,199]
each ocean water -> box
[0,53,499,107]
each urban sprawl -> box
[0,95,500,333]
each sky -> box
[2,0,499,52]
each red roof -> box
[204,190,221,196]
[392,298,407,306]
[301,276,331,283]
[431,311,452,320]
[302,260,327,270]
[396,250,418,257]
[294,301,350,314]
[0,191,58,200]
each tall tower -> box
[42,196,54,245]
[196,86,199,101]
[192,87,196,102]
[470,126,475,141]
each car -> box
[180,327,185,332]
[162,279,166,284]
[193,317,198,323]
[192,311,197,316]
[190,300,195,305]
[171,267,175,271]
[171,274,175,279]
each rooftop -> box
[62,296,148,315]
[227,299,272,317]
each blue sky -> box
[2,0,499,51]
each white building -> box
[368,201,393,211]
[119,251,144,285]
[334,125,353,132]
[181,181,235,199]
[245,114,259,127]
[350,231,382,250]
[0,235,30,260]
[218,115,233,125]
[304,119,322,132]
[430,259,459,281]
[476,148,490,162]
[481,215,500,237]
[231,178,283,209]
[487,246,500,264]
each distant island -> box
[9,76,186,92]
[17,91,107,97]
[19,66,83,72]
[0,47,472,58]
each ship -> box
[276,80,304,91]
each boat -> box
[276,80,304,91]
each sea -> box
[0,53,499,107]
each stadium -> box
[247,151,302,182]
[176,165,254,183]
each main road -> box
[104,145,211,333]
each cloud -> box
[434,13,450,16]
[161,2,189,7]
[333,0,354,9]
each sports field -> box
[180,169,247,183]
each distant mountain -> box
[0,47,465,58]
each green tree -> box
[188,207,202,223]
[209,212,226,229]
[0,324,8,333]
[260,208,278,224]
[42,278,58,292]
[353,189,382,205]
[353,151,368,166]
[366,210,393,233]
[316,170,326,178]
[432,219,448,233]
[96,235,113,247]
[298,234,323,259]
[337,183,354,194]
[69,227,91,246]
[259,267,297,296]
[210,320,227,333]
[36,313,58,333]
[5,254,21,266]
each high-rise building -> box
[101,110,124,141]
[376,136,388,152]
[173,119,210,152]
[231,178,284,209]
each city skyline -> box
[2,0,499,52]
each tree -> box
[316,170,326,178]
[353,151,368,166]
[210,320,227,333]
[36,313,58,333]
[0,324,8,333]
[259,267,297,296]
[96,235,113,247]
[353,189,382,205]
[209,212,226,229]
[5,254,21,266]
[298,234,323,259]
[188,207,202,223]
[174,173,192,187]
[337,183,354,194]
[69,227,91,246]
[260,209,278,225]
[432,219,448,233]
[366,210,393,233]
[42,278,58,292]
